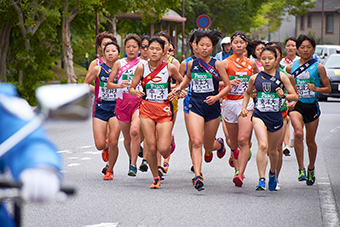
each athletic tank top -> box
[291,59,320,103]
[254,70,283,112]
[94,57,104,101]
[117,58,144,100]
[190,58,220,99]
[142,61,171,103]
[225,56,253,100]
[95,62,118,101]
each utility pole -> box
[321,0,324,44]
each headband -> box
[231,34,247,43]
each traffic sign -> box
[196,15,211,29]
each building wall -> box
[296,12,340,45]
[270,14,296,42]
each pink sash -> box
[116,57,140,81]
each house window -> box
[307,14,312,28]
[326,15,334,33]
[300,15,305,31]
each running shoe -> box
[229,156,234,168]
[204,151,213,163]
[102,164,109,175]
[150,176,161,189]
[101,139,109,162]
[162,162,169,173]
[249,149,252,161]
[255,178,266,191]
[158,166,166,180]
[275,182,280,191]
[103,170,113,180]
[128,165,137,177]
[298,168,307,181]
[268,171,277,191]
[191,172,204,183]
[306,168,315,186]
[139,159,148,172]
[233,173,243,187]
[283,146,291,156]
[138,145,143,158]
[190,166,194,173]
[216,138,226,159]
[231,148,240,160]
[193,176,204,191]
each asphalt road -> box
[22,98,340,227]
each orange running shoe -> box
[102,139,109,162]
[103,170,113,180]
[150,176,161,189]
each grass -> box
[52,61,88,82]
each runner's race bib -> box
[295,71,315,98]
[256,92,281,112]
[98,81,118,101]
[145,83,169,102]
[191,72,214,93]
[229,76,250,96]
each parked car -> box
[318,54,340,101]
[315,45,340,64]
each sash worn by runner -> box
[228,55,253,72]
[141,61,168,89]
[284,56,293,65]
[259,71,284,89]
[198,58,220,81]
[116,57,141,81]
[291,59,317,78]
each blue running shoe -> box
[306,168,315,186]
[255,178,266,191]
[298,168,307,181]
[268,171,277,191]
[216,138,226,159]
[128,165,137,177]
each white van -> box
[315,45,340,63]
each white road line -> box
[57,150,71,153]
[318,181,340,226]
[330,126,340,133]
[84,223,119,227]
[81,157,91,160]
[67,163,80,167]
[67,157,79,160]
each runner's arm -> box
[107,61,129,89]
[85,60,99,91]
[279,72,298,101]
[129,64,145,98]
[84,65,99,85]
[241,75,256,117]
[310,63,331,94]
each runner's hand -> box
[204,95,218,105]
[275,87,285,98]
[120,80,130,88]
[240,108,248,117]
[230,78,241,86]
[135,91,145,98]
[20,168,60,202]
[307,83,316,92]
[287,101,296,110]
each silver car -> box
[318,54,340,101]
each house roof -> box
[309,0,340,13]
[117,9,186,23]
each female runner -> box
[220,32,259,187]
[286,35,331,185]
[107,34,145,177]
[241,46,298,191]
[85,42,121,180]
[172,29,231,191]
[129,37,183,189]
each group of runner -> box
[85,29,331,191]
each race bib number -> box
[191,73,214,93]
[256,92,281,112]
[295,78,315,98]
[229,76,250,96]
[98,81,118,101]
[145,83,169,102]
